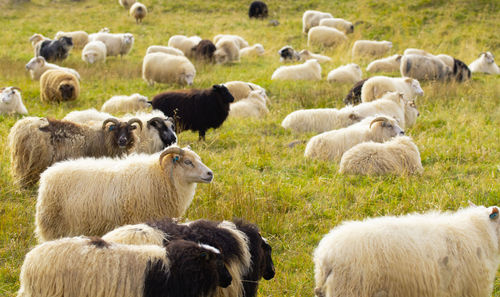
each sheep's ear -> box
[396,55,402,62]
[12,87,21,92]
[404,77,413,83]
[212,84,222,90]
[489,207,499,220]
[348,113,360,121]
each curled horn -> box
[127,118,143,131]
[369,116,388,129]
[159,147,185,163]
[102,118,120,129]
[148,117,164,125]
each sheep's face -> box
[147,117,177,148]
[214,49,228,64]
[370,117,404,140]
[84,52,98,64]
[260,237,275,280]
[483,52,495,64]
[123,34,134,46]
[25,57,45,70]
[406,78,424,97]
[59,84,75,101]
[213,84,235,103]
[184,73,195,86]
[162,148,213,183]
[60,36,73,49]
[0,87,20,105]
[103,118,141,149]
[134,95,150,109]
[279,46,299,61]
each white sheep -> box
[339,136,423,175]
[25,56,80,80]
[81,40,107,64]
[35,146,213,241]
[298,50,332,63]
[469,51,500,74]
[318,18,354,34]
[307,26,347,47]
[213,34,249,49]
[146,45,185,56]
[400,54,452,81]
[366,54,402,73]
[361,75,424,102]
[118,0,135,8]
[271,59,322,81]
[313,205,500,297]
[326,63,362,84]
[0,87,28,115]
[304,116,404,161]
[229,90,269,118]
[54,31,89,49]
[129,2,147,23]
[214,37,241,64]
[281,107,361,133]
[240,43,265,57]
[142,52,196,86]
[352,40,393,58]
[223,81,268,102]
[168,35,202,56]
[302,10,333,33]
[29,33,48,48]
[101,93,150,113]
[88,32,134,57]
[63,108,112,124]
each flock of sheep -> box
[1,1,499,297]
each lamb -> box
[302,10,333,33]
[229,89,269,118]
[240,43,265,57]
[278,45,300,62]
[130,2,147,23]
[213,34,249,49]
[298,49,331,63]
[35,146,213,241]
[142,52,196,85]
[168,35,202,56]
[307,26,347,47]
[223,81,268,102]
[81,40,107,64]
[146,45,185,56]
[313,205,500,297]
[25,56,80,80]
[339,136,423,175]
[469,51,500,74]
[366,54,402,73]
[150,84,234,140]
[101,93,150,113]
[361,76,424,102]
[40,69,79,103]
[271,59,321,81]
[191,39,217,61]
[29,33,48,47]
[118,0,135,8]
[249,1,268,18]
[214,37,240,64]
[35,36,73,62]
[0,87,28,115]
[327,63,362,84]
[318,18,354,34]
[54,30,88,49]
[352,40,392,58]
[343,78,368,105]
[304,116,404,161]
[17,237,232,297]
[281,108,361,133]
[88,32,134,57]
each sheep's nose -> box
[118,136,128,147]
[399,131,405,135]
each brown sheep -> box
[40,69,80,103]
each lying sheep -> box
[361,75,424,102]
[213,34,249,49]
[146,45,185,56]
[54,30,88,49]
[130,2,147,23]
[101,93,150,113]
[403,49,471,82]
[118,0,135,8]
[26,56,80,80]
[40,69,80,103]
[298,49,331,63]
[366,54,402,73]
[400,54,452,81]
[318,18,354,34]
[229,89,269,118]
[271,59,322,81]
[142,52,196,85]
[81,40,107,64]
[339,136,423,175]
[308,26,347,47]
[0,87,28,115]
[240,43,265,57]
[304,116,404,161]
[327,63,362,84]
[89,32,134,57]
[18,237,231,297]
[278,45,300,62]
[29,33,48,48]
[36,36,73,62]
[313,205,500,297]
[191,39,217,61]
[249,1,268,18]
[469,51,500,74]
[8,117,141,187]
[281,108,361,133]
[214,37,240,64]
[223,81,268,102]
[168,35,202,56]
[343,78,368,105]
[35,146,213,241]
[352,40,392,58]
[302,10,333,33]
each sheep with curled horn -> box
[7,117,142,187]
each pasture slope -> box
[0,0,499,295]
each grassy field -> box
[0,0,499,296]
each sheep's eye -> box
[108,125,116,131]
[184,160,193,166]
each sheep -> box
[17,237,232,297]
[146,45,185,56]
[142,52,196,86]
[403,49,471,82]
[81,40,107,64]
[469,51,500,74]
[213,34,249,49]
[54,30,88,49]
[281,108,361,133]
[88,32,134,57]
[352,40,392,58]
[278,45,300,62]
[35,146,213,241]
[229,89,269,118]
[249,1,268,18]
[35,36,73,62]
[298,49,331,63]
[302,10,333,34]
[0,87,28,115]
[339,136,423,175]
[62,108,114,124]
[304,116,404,161]
[214,37,240,64]
[343,78,368,105]
[366,54,402,73]
[29,33,48,47]
[318,18,354,34]
[191,39,217,61]
[271,59,322,81]
[313,205,500,297]
[307,26,347,47]
[25,56,80,80]
[168,35,202,56]
[40,69,80,103]
[101,93,150,113]
[240,43,265,57]
[361,76,424,102]
[118,0,135,8]
[400,54,452,81]
[150,84,234,140]
[223,81,268,102]
[130,2,147,23]
[327,63,362,84]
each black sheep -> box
[343,78,368,105]
[249,1,268,19]
[453,58,471,82]
[191,39,217,62]
[150,84,234,141]
[36,36,73,62]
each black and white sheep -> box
[278,45,300,62]
[249,1,268,18]
[0,87,27,115]
[35,36,73,62]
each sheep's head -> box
[147,117,177,147]
[59,83,75,101]
[123,34,134,46]
[260,237,275,280]
[369,116,404,140]
[59,36,73,49]
[346,23,354,34]
[102,118,142,149]
[84,51,98,64]
[1,87,21,104]
[279,46,299,61]
[25,56,45,70]
[405,77,424,97]
[213,84,235,103]
[481,52,495,64]
[132,94,150,109]
[214,49,228,64]
[159,146,213,183]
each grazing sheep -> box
[327,63,362,84]
[142,52,196,86]
[146,45,185,56]
[54,31,88,49]
[29,33,48,48]
[36,37,73,62]
[361,76,424,102]
[168,35,202,56]
[8,117,140,187]
[35,146,213,241]
[88,32,134,57]
[191,39,217,61]
[339,136,423,175]
[352,40,392,58]
[469,51,500,74]
[223,81,268,102]
[81,40,107,64]
[298,49,331,63]
[0,87,28,115]
[240,43,265,57]
[281,107,361,133]
[130,2,147,23]
[229,89,269,118]
[118,0,135,8]
[17,237,231,297]
[271,59,322,81]
[278,45,300,62]
[213,34,249,49]
[400,54,452,81]
[313,205,500,297]
[214,37,241,64]
[307,26,347,47]
[249,1,268,18]
[40,69,80,103]
[304,116,404,161]
[150,85,234,140]
[343,78,368,105]
[366,54,402,73]
[302,10,333,33]
[101,93,150,113]
[318,18,354,34]
[25,56,80,80]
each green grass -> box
[0,0,499,296]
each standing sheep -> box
[101,93,150,113]
[469,51,500,74]
[249,1,268,18]
[313,205,500,297]
[36,36,73,62]
[142,52,196,86]
[146,45,185,56]
[240,43,265,57]
[223,81,268,102]
[40,69,80,103]
[229,89,269,118]
[307,26,347,47]
[130,2,147,23]
[191,39,217,61]
[54,31,88,49]
[81,40,107,64]
[318,18,354,34]
[0,87,28,115]
[25,56,80,80]
[298,50,331,63]
[352,40,392,58]
[361,76,424,102]
[214,37,241,64]
[168,35,202,56]
[327,63,362,84]
[281,108,361,133]
[302,10,333,33]
[271,59,322,81]
[89,32,134,57]
[366,54,402,73]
